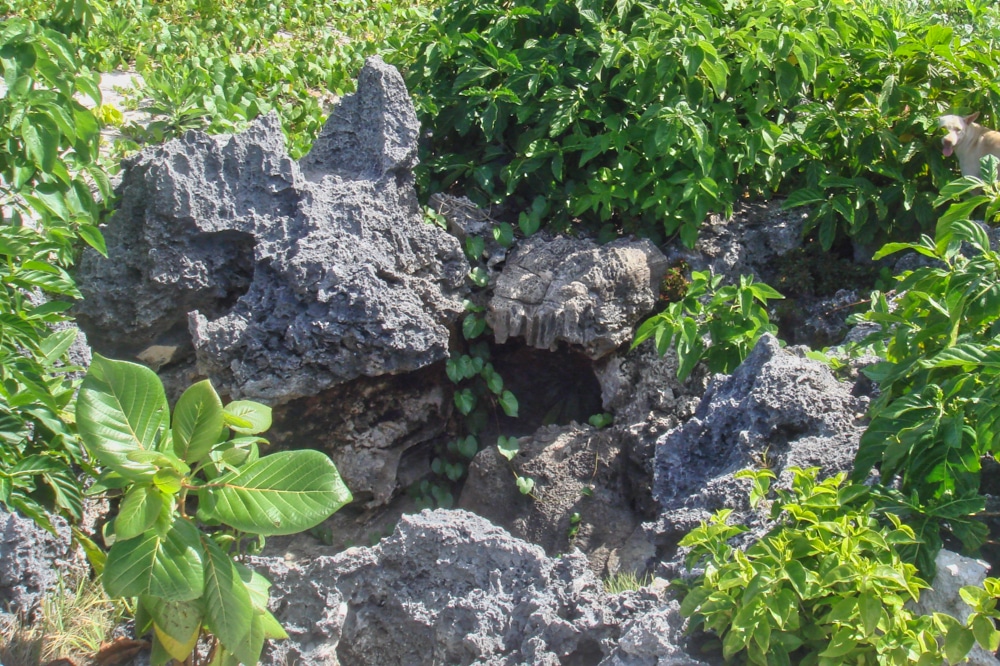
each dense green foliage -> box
[0,17,109,531]
[391,0,1000,246]
[5,0,432,157]
[680,468,1000,665]
[77,356,352,665]
[850,190,1000,574]
[633,270,783,380]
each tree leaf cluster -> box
[850,193,1000,575]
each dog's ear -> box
[965,111,981,124]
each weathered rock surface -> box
[668,199,806,284]
[458,424,650,577]
[911,550,1000,666]
[75,56,467,404]
[268,365,449,507]
[488,236,668,359]
[650,335,869,565]
[0,509,76,619]
[254,509,668,666]
[599,601,710,666]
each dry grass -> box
[0,573,131,666]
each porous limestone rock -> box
[458,424,649,577]
[650,334,869,567]
[911,550,1000,666]
[667,199,806,284]
[75,56,467,404]
[598,601,710,666]
[0,509,75,618]
[487,236,668,360]
[254,509,664,666]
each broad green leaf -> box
[818,627,857,658]
[497,435,519,461]
[858,591,881,636]
[223,401,271,435]
[173,380,225,464]
[115,485,165,541]
[201,536,253,661]
[454,388,476,415]
[77,355,169,479]
[104,517,204,601]
[944,620,976,663]
[202,450,352,536]
[516,475,534,495]
[146,596,203,663]
[463,314,486,340]
[499,390,518,417]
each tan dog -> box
[939,112,1000,178]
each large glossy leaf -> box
[172,380,225,464]
[200,536,253,660]
[104,517,204,601]
[201,450,352,536]
[77,355,169,479]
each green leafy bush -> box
[76,355,353,665]
[850,206,1000,574]
[6,0,437,158]
[633,270,783,380]
[679,467,998,665]
[391,0,1000,246]
[0,17,110,531]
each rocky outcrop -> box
[650,335,869,565]
[670,199,805,284]
[254,509,669,666]
[487,236,668,359]
[458,424,652,577]
[75,57,467,404]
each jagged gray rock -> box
[666,199,806,284]
[254,509,662,666]
[650,335,869,564]
[75,56,467,404]
[0,509,76,619]
[598,601,710,666]
[487,236,668,360]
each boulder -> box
[75,57,467,404]
[487,236,668,360]
[667,199,805,285]
[254,509,664,666]
[650,335,869,567]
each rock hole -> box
[190,230,256,321]
[486,341,603,437]
[560,637,604,666]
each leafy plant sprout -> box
[77,356,352,665]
